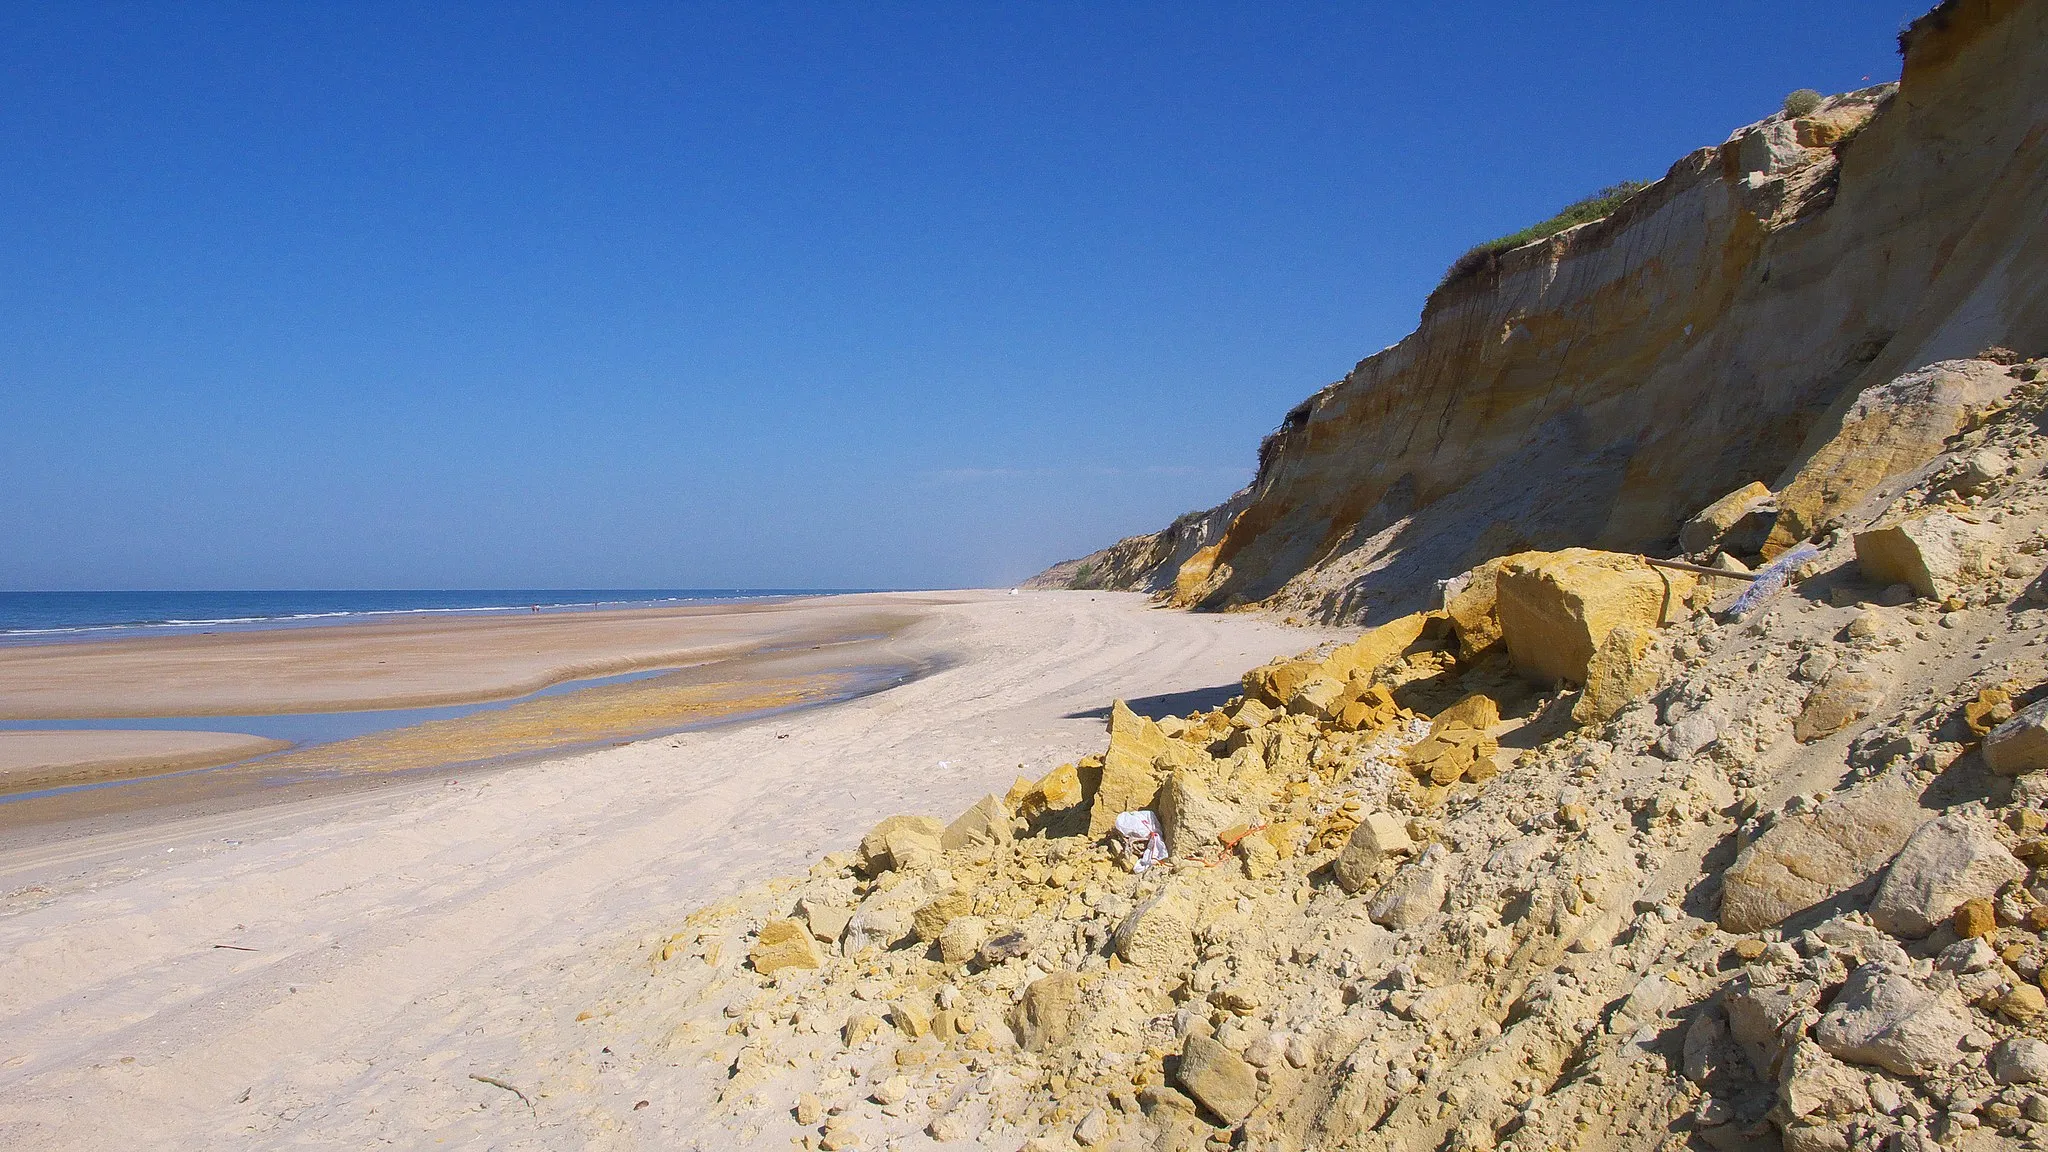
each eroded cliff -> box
[1038,0,2048,625]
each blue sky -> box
[1,3,1910,590]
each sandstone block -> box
[843,878,932,954]
[1779,1038,1868,1120]
[1813,964,1969,1077]
[941,794,1013,851]
[1681,481,1777,557]
[1332,812,1415,894]
[936,914,988,965]
[1335,684,1398,732]
[858,815,945,875]
[1112,889,1194,969]
[1793,668,1886,743]
[1031,763,1086,814]
[1985,699,2048,775]
[1287,675,1347,721]
[911,889,972,943]
[1431,692,1499,733]
[1011,972,1081,1051]
[1368,846,1448,930]
[1770,359,2017,551]
[1993,1038,2048,1085]
[1175,1033,1259,1125]
[1853,511,2001,601]
[1725,979,1815,1081]
[1496,548,1694,685]
[1088,701,1198,837]
[1241,660,1322,710]
[1155,771,1241,856]
[1572,623,1664,725]
[1719,771,1927,932]
[750,918,824,975]
[1442,557,1509,662]
[1870,814,2025,938]
[1317,612,1444,684]
[795,896,852,945]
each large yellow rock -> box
[1853,511,2002,600]
[1318,612,1444,683]
[1571,624,1666,725]
[1087,701,1200,836]
[1240,659,1322,708]
[1769,359,2017,554]
[1678,481,1775,557]
[857,815,945,874]
[1495,549,1695,686]
[1443,558,1509,661]
[750,918,824,974]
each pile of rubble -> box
[618,355,2048,1152]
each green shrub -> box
[1783,88,1823,117]
[1073,562,1096,589]
[1438,180,1651,289]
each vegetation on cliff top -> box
[1437,179,1650,290]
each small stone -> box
[750,918,825,975]
[1074,1107,1110,1146]
[819,1115,861,1151]
[1986,700,2048,776]
[795,1093,824,1126]
[1953,897,1998,939]
[941,793,1013,851]
[2000,984,2047,1022]
[1733,938,1769,961]
[889,1000,930,1039]
[1011,972,1081,1052]
[796,897,853,945]
[843,1014,883,1047]
[870,1076,909,1106]
[975,930,1031,967]
[1175,1033,1259,1125]
[1814,964,1969,1076]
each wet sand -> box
[0,731,292,794]
[0,594,920,718]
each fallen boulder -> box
[1572,623,1666,725]
[1332,812,1415,894]
[1853,511,2002,601]
[1770,358,2019,552]
[1088,701,1200,837]
[1011,972,1081,1052]
[1496,548,1695,685]
[941,794,1014,851]
[1442,557,1509,662]
[1719,771,1926,932]
[858,815,945,875]
[1812,964,1969,1077]
[1984,699,2048,775]
[1869,813,2026,938]
[750,918,824,974]
[1680,480,1777,557]
[1792,668,1886,743]
[1176,1033,1259,1125]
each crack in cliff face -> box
[1038,0,2048,625]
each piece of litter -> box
[1113,810,1168,872]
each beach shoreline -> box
[0,591,1338,1149]
[0,592,931,719]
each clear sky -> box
[1,3,1911,591]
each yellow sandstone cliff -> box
[1033,0,2048,623]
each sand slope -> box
[0,591,1337,1149]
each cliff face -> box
[1042,0,2048,623]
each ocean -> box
[0,589,856,644]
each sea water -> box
[0,589,861,644]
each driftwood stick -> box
[469,1073,534,1108]
[1643,556,1758,581]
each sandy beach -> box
[0,590,1339,1149]
[0,731,293,794]
[0,595,923,718]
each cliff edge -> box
[1035,0,2048,624]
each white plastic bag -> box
[1114,809,1168,872]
